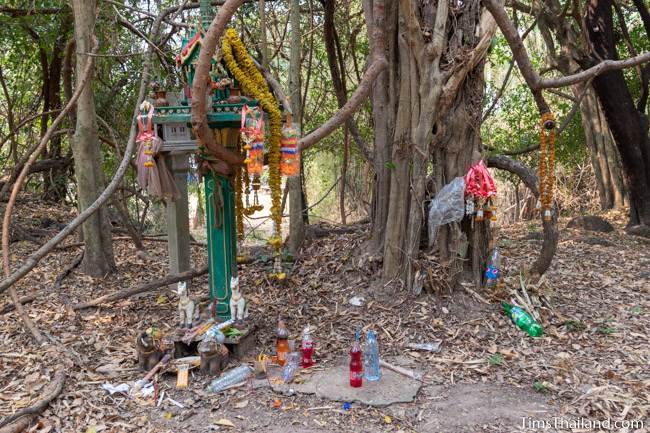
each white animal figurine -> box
[229,276,248,323]
[177,281,195,329]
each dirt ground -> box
[1,201,649,433]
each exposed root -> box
[0,368,65,431]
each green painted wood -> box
[152,101,261,128]
[205,171,237,320]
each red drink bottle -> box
[301,326,315,368]
[349,331,363,387]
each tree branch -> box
[484,0,550,113]
[0,7,165,298]
[0,6,63,16]
[72,266,208,310]
[485,0,650,95]
[487,155,558,277]
[190,0,247,170]
[298,0,387,152]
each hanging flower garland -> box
[234,166,244,241]
[538,112,556,221]
[222,29,283,250]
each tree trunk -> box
[366,0,396,254]
[380,0,496,290]
[42,22,70,203]
[586,0,650,227]
[340,127,349,224]
[288,0,305,256]
[575,83,627,210]
[431,66,488,287]
[535,1,627,211]
[71,0,116,276]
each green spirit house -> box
[148,1,273,321]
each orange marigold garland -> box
[538,112,556,221]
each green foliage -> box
[563,320,587,333]
[533,381,550,393]
[483,29,588,186]
[488,354,504,366]
[597,318,617,335]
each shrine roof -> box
[176,30,203,68]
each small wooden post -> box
[166,153,191,277]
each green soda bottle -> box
[501,302,543,337]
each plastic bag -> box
[428,177,465,246]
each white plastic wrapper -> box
[428,177,465,246]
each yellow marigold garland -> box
[222,29,283,250]
[539,112,556,221]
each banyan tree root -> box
[486,155,559,279]
[0,367,65,431]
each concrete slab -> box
[268,360,422,407]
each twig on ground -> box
[72,266,209,310]
[53,252,84,290]
[0,294,35,315]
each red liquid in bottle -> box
[301,341,315,367]
[349,343,363,388]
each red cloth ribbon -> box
[464,160,496,198]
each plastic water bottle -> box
[363,330,381,381]
[282,352,300,383]
[485,247,501,287]
[206,365,253,393]
[502,302,543,337]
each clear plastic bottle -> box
[206,365,253,393]
[484,247,501,288]
[282,352,300,383]
[363,330,381,381]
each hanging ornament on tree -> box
[464,160,497,222]
[240,105,265,176]
[281,116,300,177]
[136,102,156,169]
[538,112,556,221]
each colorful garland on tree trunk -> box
[222,29,283,251]
[538,112,556,221]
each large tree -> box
[486,0,650,229]
[532,0,627,210]
[365,0,498,290]
[70,0,116,276]
[584,0,650,227]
